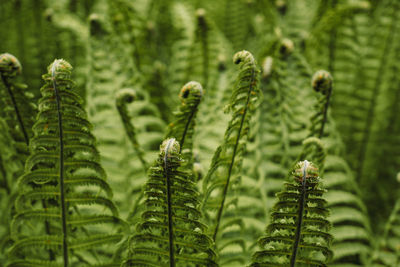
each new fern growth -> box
[309,70,333,139]
[166,81,203,170]
[251,161,332,266]
[116,88,148,172]
[0,53,36,154]
[123,138,217,267]
[8,59,123,266]
[296,70,332,173]
[202,50,260,264]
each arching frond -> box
[202,50,261,265]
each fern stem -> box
[311,70,333,139]
[212,67,256,242]
[179,109,195,154]
[318,88,332,139]
[116,89,148,172]
[164,139,176,267]
[0,74,29,145]
[290,160,308,267]
[52,61,68,267]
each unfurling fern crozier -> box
[251,161,332,267]
[123,138,217,267]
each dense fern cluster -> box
[0,0,400,266]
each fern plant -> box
[123,81,200,222]
[2,1,400,266]
[202,50,261,265]
[116,88,148,173]
[0,53,36,156]
[306,69,372,265]
[8,59,124,266]
[251,160,332,266]
[123,138,217,267]
[165,81,203,171]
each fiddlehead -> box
[166,81,203,170]
[295,70,332,173]
[309,70,333,139]
[123,138,217,267]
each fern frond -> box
[0,118,24,262]
[301,68,372,265]
[116,88,148,172]
[309,70,333,139]
[202,50,261,265]
[123,138,217,267]
[253,41,313,235]
[251,161,332,267]
[166,81,203,171]
[8,59,123,266]
[0,53,36,152]
[86,14,139,218]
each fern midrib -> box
[52,64,69,267]
[179,107,196,154]
[290,161,308,267]
[1,74,29,145]
[318,86,332,139]
[356,6,399,183]
[116,102,148,172]
[212,67,256,242]
[164,139,175,267]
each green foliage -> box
[116,88,148,172]
[0,53,36,158]
[1,1,400,266]
[306,69,372,265]
[251,161,332,266]
[202,50,261,265]
[8,59,124,266]
[166,81,203,171]
[370,185,400,266]
[123,138,217,267]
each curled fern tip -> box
[293,160,319,183]
[279,38,294,55]
[0,53,22,76]
[233,50,255,65]
[116,88,136,104]
[48,59,72,81]
[312,70,332,94]
[179,81,203,102]
[161,138,180,156]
